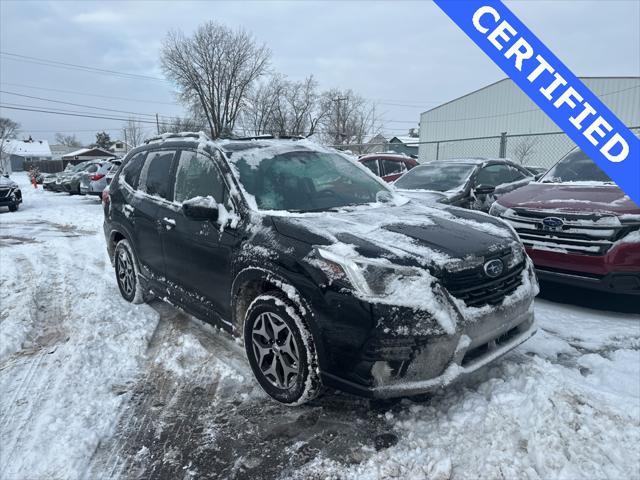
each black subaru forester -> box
[103,132,538,405]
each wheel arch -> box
[231,266,327,369]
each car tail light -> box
[90,173,105,181]
[102,188,110,204]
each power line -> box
[0,51,168,83]
[0,104,163,125]
[0,82,178,106]
[0,90,174,119]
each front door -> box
[160,149,240,323]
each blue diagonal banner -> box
[433,0,640,205]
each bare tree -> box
[54,133,82,147]
[159,116,208,135]
[122,118,146,148]
[241,75,329,137]
[512,137,538,165]
[319,89,381,153]
[161,22,271,138]
[0,117,20,172]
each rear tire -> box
[244,293,322,405]
[114,239,146,304]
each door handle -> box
[160,217,176,230]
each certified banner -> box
[433,0,640,205]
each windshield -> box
[541,149,612,183]
[230,148,389,212]
[394,163,475,191]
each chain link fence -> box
[333,126,640,169]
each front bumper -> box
[535,268,640,295]
[320,263,538,398]
[527,245,640,295]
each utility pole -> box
[155,113,160,135]
[123,128,128,154]
[333,96,348,145]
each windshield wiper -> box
[291,207,341,213]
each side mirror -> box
[182,197,219,221]
[474,184,496,196]
[534,173,544,181]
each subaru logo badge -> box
[484,259,504,278]
[542,217,564,230]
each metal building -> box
[417,77,640,167]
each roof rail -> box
[144,131,209,144]
[225,134,305,141]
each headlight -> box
[489,202,508,217]
[315,247,421,297]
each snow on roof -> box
[390,136,420,145]
[63,147,115,158]
[2,139,52,157]
[362,133,388,144]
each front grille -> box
[0,188,10,198]
[446,263,525,308]
[502,209,628,256]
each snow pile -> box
[0,174,160,479]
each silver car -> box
[80,160,121,196]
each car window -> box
[475,164,516,187]
[174,150,226,203]
[122,152,146,189]
[86,165,99,173]
[361,159,380,176]
[395,163,475,191]
[382,159,406,176]
[541,149,612,183]
[142,150,176,199]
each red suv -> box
[359,153,418,182]
[490,148,640,295]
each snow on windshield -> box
[225,140,392,212]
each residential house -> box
[1,138,53,172]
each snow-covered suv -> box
[103,133,538,405]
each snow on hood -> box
[273,200,516,270]
[497,182,639,215]
[0,176,18,188]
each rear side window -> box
[382,159,405,176]
[174,150,225,203]
[141,150,176,200]
[121,152,146,188]
[362,159,380,176]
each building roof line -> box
[420,76,640,116]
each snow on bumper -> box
[367,263,538,398]
[371,311,536,398]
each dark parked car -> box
[394,158,534,211]
[490,147,640,296]
[0,174,22,212]
[103,134,538,405]
[359,153,418,182]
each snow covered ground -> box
[1,172,639,479]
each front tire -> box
[8,203,18,212]
[114,239,146,304]
[244,293,321,405]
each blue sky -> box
[1,0,638,145]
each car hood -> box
[394,189,448,203]
[496,182,639,216]
[271,201,517,270]
[0,176,18,188]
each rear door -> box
[160,149,240,322]
[135,148,178,278]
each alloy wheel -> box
[116,247,135,298]
[251,312,300,389]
